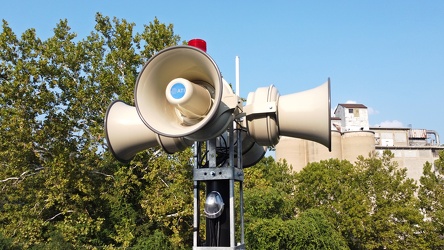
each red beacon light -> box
[188,39,207,52]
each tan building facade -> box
[275,103,443,181]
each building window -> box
[348,108,353,113]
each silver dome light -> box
[204,191,224,219]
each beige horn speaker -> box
[134,45,238,142]
[244,78,331,151]
[105,100,193,163]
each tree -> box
[354,151,426,249]
[0,13,185,248]
[419,150,444,249]
[245,209,348,250]
[294,158,369,249]
[294,151,426,249]
[0,231,17,250]
[243,157,296,221]
[243,158,348,249]
[132,229,173,250]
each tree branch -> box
[92,170,114,179]
[0,177,19,183]
[159,176,169,188]
[45,210,74,222]
[1,167,44,183]
[166,212,179,218]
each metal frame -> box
[193,119,245,249]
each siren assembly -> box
[105,43,331,161]
[104,38,331,248]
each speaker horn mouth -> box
[105,101,133,163]
[105,100,194,163]
[244,79,332,151]
[134,45,224,139]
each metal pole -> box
[228,122,236,247]
[206,138,230,247]
[237,124,245,245]
[193,142,201,247]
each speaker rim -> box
[134,45,223,138]
[104,100,133,163]
[276,79,332,151]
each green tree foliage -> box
[243,157,296,220]
[0,14,184,249]
[0,231,16,250]
[294,150,427,249]
[245,209,348,250]
[132,229,173,250]
[419,150,444,249]
[243,158,348,249]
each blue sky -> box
[2,1,444,140]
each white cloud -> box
[367,107,379,115]
[345,100,357,104]
[374,120,404,128]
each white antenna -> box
[235,56,240,95]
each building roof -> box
[338,103,367,109]
[369,127,409,131]
[334,103,368,115]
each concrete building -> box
[275,103,444,181]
